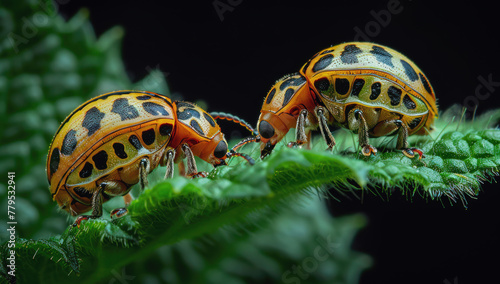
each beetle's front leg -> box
[92,180,130,219]
[73,183,106,227]
[110,157,151,219]
[182,144,208,178]
[138,157,150,190]
[288,109,309,148]
[314,106,336,151]
[163,149,176,179]
[348,109,377,156]
[394,120,424,159]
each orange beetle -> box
[46,90,253,226]
[255,42,438,159]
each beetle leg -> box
[182,144,198,175]
[139,158,150,190]
[393,120,425,159]
[72,182,106,227]
[288,109,309,148]
[110,208,129,219]
[110,193,132,219]
[403,148,425,159]
[87,181,130,219]
[314,106,336,151]
[350,109,377,156]
[373,119,425,159]
[163,149,176,179]
[182,143,208,178]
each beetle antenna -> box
[231,136,261,152]
[227,150,255,165]
[210,112,258,136]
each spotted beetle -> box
[254,42,438,159]
[46,90,254,227]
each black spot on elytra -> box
[340,44,362,64]
[266,88,276,104]
[82,107,105,136]
[136,95,151,100]
[159,123,173,136]
[113,143,128,159]
[370,45,394,67]
[314,78,331,92]
[335,78,350,95]
[279,77,294,91]
[142,129,156,145]
[204,112,216,127]
[142,102,170,116]
[79,162,93,178]
[408,117,422,129]
[388,86,402,106]
[92,150,108,170]
[111,98,140,121]
[100,91,133,98]
[351,79,365,97]
[294,75,307,85]
[279,75,307,90]
[49,148,60,176]
[320,48,334,55]
[128,135,143,150]
[54,91,172,138]
[419,73,433,95]
[400,59,418,82]
[370,82,382,100]
[190,120,204,136]
[312,54,334,72]
[61,130,77,155]
[282,88,295,107]
[403,95,416,109]
[73,187,93,199]
[177,107,201,120]
[176,102,195,109]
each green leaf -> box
[4,107,500,282]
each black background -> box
[59,1,500,283]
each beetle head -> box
[257,111,290,159]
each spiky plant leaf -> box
[2,108,500,283]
